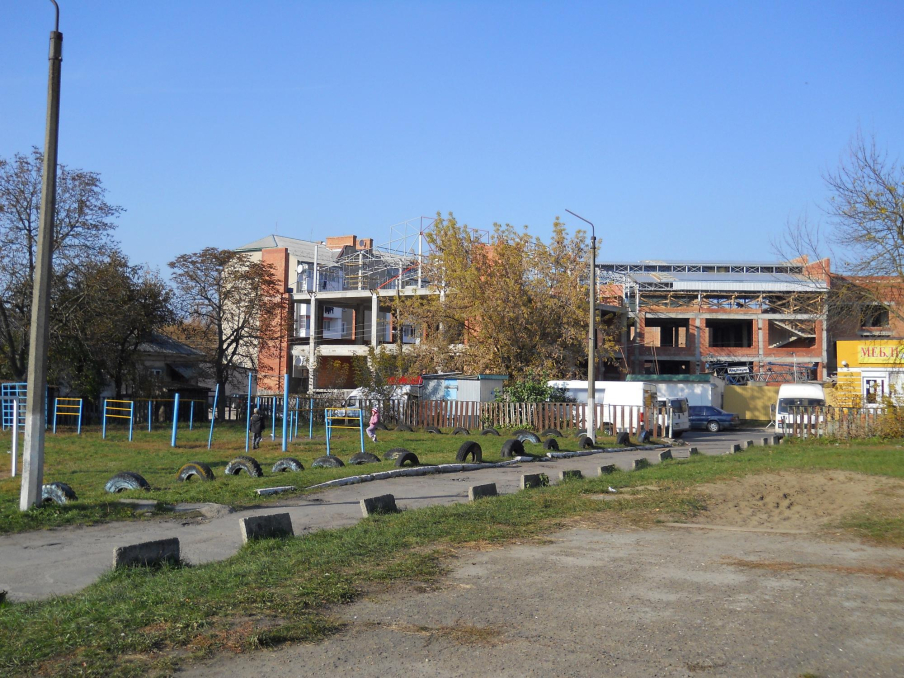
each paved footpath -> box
[0,429,767,602]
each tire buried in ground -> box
[575,429,587,437]
[500,438,525,458]
[616,431,630,446]
[312,455,345,468]
[349,452,382,465]
[513,430,541,444]
[424,426,442,434]
[456,441,483,463]
[638,429,652,444]
[394,451,419,467]
[383,447,411,461]
[396,423,414,432]
[578,435,595,450]
[480,427,500,436]
[177,462,215,482]
[224,455,264,477]
[451,426,470,435]
[41,482,77,505]
[271,458,304,473]
[541,428,562,438]
[543,437,559,451]
[375,422,390,431]
[105,471,151,493]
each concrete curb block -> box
[727,444,741,454]
[469,483,498,500]
[760,437,770,446]
[598,464,616,475]
[520,473,548,489]
[304,458,540,491]
[632,458,650,470]
[688,447,700,455]
[658,450,672,461]
[255,486,295,496]
[559,469,583,481]
[114,538,180,569]
[360,494,399,517]
[239,513,294,543]
[740,440,755,449]
[545,444,667,460]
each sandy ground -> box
[177,468,904,678]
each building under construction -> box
[598,258,831,382]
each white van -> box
[775,383,826,432]
[548,380,658,432]
[656,397,690,437]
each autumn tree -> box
[169,248,283,416]
[393,213,619,380]
[0,148,121,379]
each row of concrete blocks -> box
[723,434,784,455]
[113,449,686,568]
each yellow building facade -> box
[835,340,904,407]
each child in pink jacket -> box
[366,407,380,442]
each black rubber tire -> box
[224,455,263,477]
[706,421,721,433]
[424,426,442,434]
[105,471,151,493]
[541,428,562,438]
[513,431,541,444]
[616,431,630,446]
[578,435,595,450]
[177,462,215,482]
[312,455,345,468]
[272,458,304,473]
[543,437,559,451]
[500,439,525,458]
[575,429,587,437]
[394,451,420,467]
[396,423,414,432]
[384,447,411,461]
[456,441,483,463]
[638,429,652,444]
[451,426,470,435]
[480,428,500,436]
[349,452,382,465]
[41,482,77,505]
[375,421,389,431]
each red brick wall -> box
[258,248,291,392]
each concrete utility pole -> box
[566,210,597,444]
[20,2,63,511]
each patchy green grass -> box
[0,424,621,534]
[1,438,903,677]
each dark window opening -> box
[644,319,689,347]
[862,304,890,328]
[707,319,753,348]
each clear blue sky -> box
[3,1,903,272]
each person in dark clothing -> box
[250,408,265,449]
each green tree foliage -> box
[494,372,572,403]
[393,213,620,379]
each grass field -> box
[0,423,619,534]
[0,437,902,677]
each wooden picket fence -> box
[781,406,896,439]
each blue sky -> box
[2,1,903,272]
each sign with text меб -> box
[859,344,904,364]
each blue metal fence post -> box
[309,397,313,439]
[359,408,365,453]
[52,398,58,434]
[102,399,107,439]
[77,399,83,435]
[148,400,152,432]
[128,401,134,441]
[171,393,180,447]
[189,400,194,430]
[271,396,276,440]
[325,408,331,456]
[245,372,253,452]
[282,373,289,452]
[208,384,219,449]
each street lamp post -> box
[20,1,63,510]
[566,210,597,444]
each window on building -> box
[861,304,890,328]
[644,319,689,347]
[706,319,753,348]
